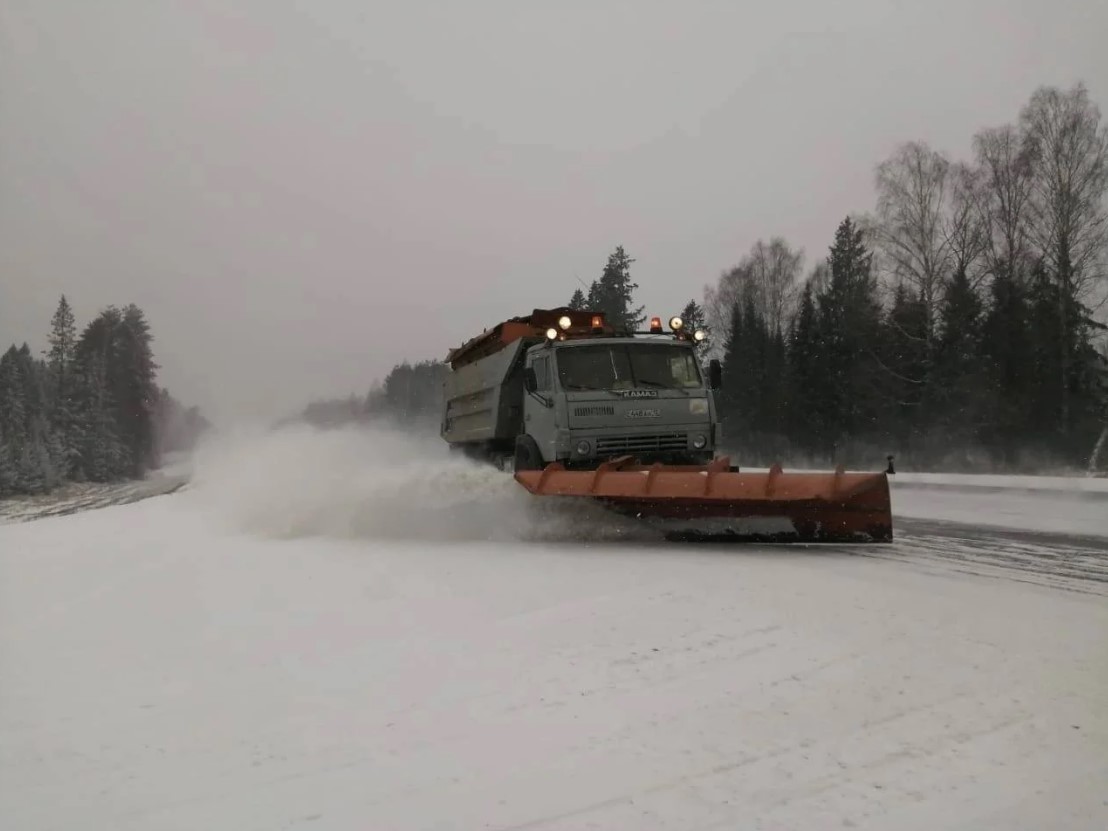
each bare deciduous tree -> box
[1019,82,1108,307]
[747,237,804,336]
[701,237,804,349]
[873,141,952,347]
[1019,82,1108,434]
[971,124,1038,284]
[945,162,989,288]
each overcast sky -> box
[2,1,1106,424]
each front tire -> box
[514,435,544,471]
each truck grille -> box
[596,433,687,455]
[574,405,615,417]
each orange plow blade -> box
[514,455,893,543]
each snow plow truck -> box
[440,308,893,542]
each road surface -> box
[1,428,1105,830]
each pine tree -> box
[587,246,645,332]
[981,264,1034,464]
[718,302,745,438]
[0,344,58,493]
[679,299,709,355]
[113,304,160,476]
[0,347,28,492]
[787,281,822,452]
[567,289,587,311]
[933,267,987,448]
[74,310,131,481]
[880,285,929,447]
[812,217,884,458]
[0,422,16,496]
[45,294,81,477]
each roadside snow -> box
[891,479,1108,539]
[1,426,1106,830]
[892,471,1108,493]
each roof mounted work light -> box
[669,316,684,331]
[558,315,572,330]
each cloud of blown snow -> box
[181,424,656,545]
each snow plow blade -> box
[514,455,893,543]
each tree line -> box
[301,80,1107,473]
[695,81,1108,471]
[0,296,209,497]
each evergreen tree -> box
[567,289,587,311]
[678,299,709,358]
[0,344,59,493]
[718,302,745,436]
[812,217,884,458]
[45,295,81,477]
[787,281,822,452]
[113,304,160,476]
[980,265,1035,464]
[74,310,131,481]
[586,246,645,332]
[880,284,929,447]
[0,347,28,491]
[933,268,987,447]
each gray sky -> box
[2,0,1106,424]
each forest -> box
[307,81,1108,474]
[0,296,209,496]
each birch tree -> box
[971,124,1038,285]
[874,141,952,348]
[1019,82,1108,434]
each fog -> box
[2,0,1106,424]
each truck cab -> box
[515,335,721,470]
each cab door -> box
[524,351,559,463]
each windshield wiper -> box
[635,378,688,394]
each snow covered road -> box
[1,428,1106,830]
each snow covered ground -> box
[1,426,1106,830]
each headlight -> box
[689,398,708,415]
[692,434,708,449]
[575,439,591,456]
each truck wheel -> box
[514,436,544,471]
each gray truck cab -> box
[513,335,722,471]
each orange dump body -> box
[514,455,893,543]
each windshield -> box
[556,344,703,391]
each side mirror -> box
[524,367,538,393]
[708,359,722,390]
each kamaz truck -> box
[438,307,894,543]
[441,308,720,471]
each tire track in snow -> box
[857,518,1108,597]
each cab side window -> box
[533,356,551,391]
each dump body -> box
[441,337,532,452]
